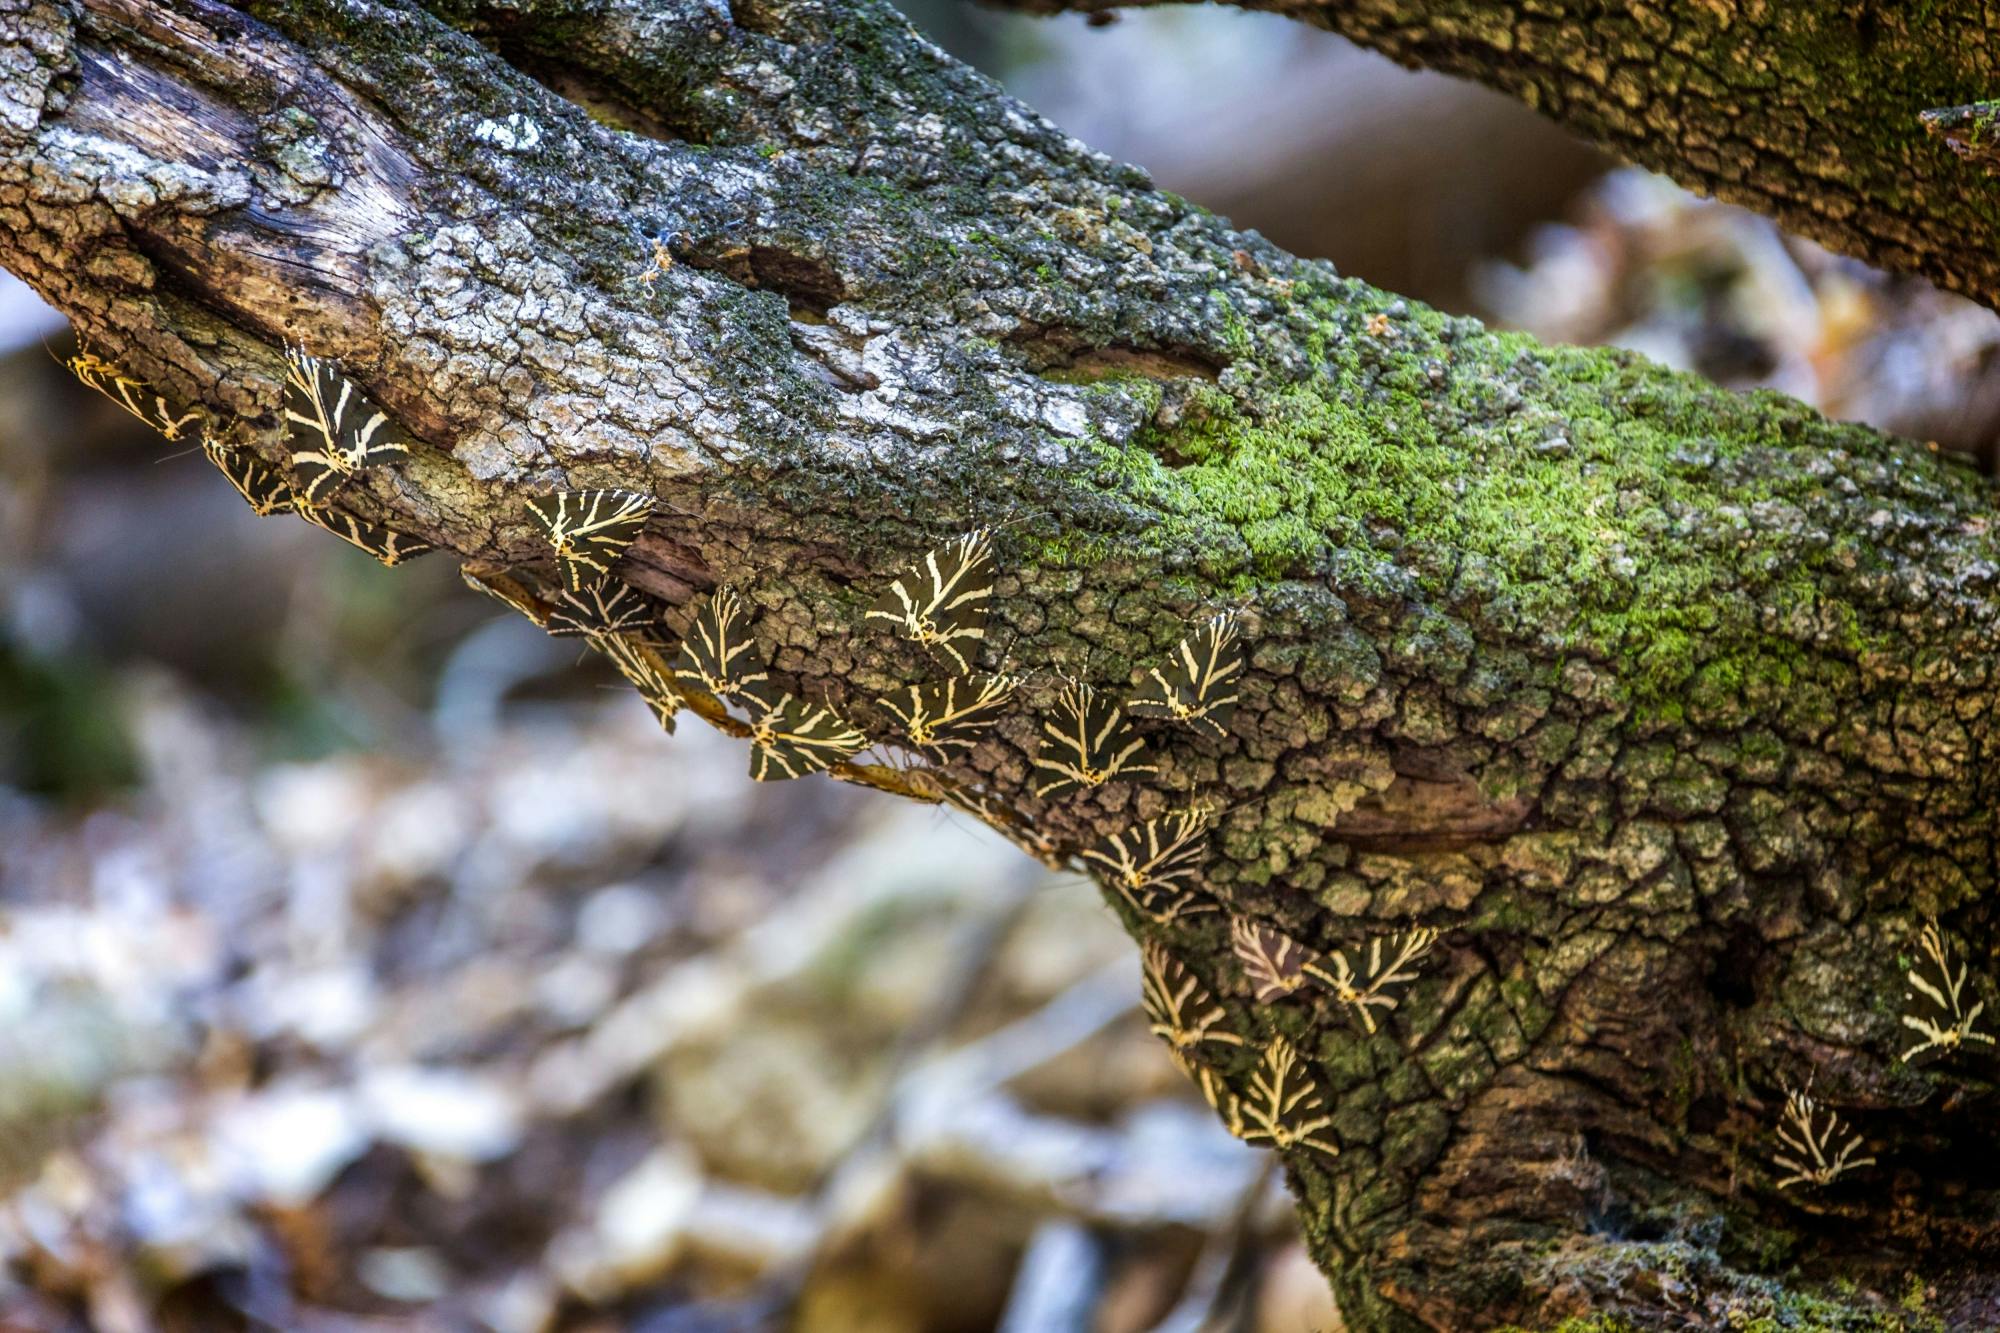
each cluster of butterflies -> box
[1774,917,1991,1194]
[1140,927,1441,1160]
[66,342,1996,1187]
[65,344,443,567]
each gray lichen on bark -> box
[2,0,1998,1328]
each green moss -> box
[1074,297,1972,710]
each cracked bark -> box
[989,0,2000,317]
[3,0,1998,1328]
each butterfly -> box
[524,489,653,593]
[670,588,770,698]
[877,673,1018,757]
[293,496,435,567]
[283,346,412,505]
[1301,928,1440,1035]
[1898,917,1995,1066]
[1772,1085,1874,1191]
[202,434,295,516]
[1080,812,1215,923]
[864,530,995,673]
[66,347,201,440]
[546,577,664,639]
[592,634,681,734]
[740,688,868,781]
[1125,610,1245,740]
[1230,918,1318,1003]
[1030,680,1155,799]
[1140,941,1244,1074]
[1226,1035,1339,1160]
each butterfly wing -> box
[284,348,410,505]
[742,689,867,781]
[547,578,664,639]
[294,500,435,567]
[202,436,295,516]
[593,635,681,734]
[670,588,770,697]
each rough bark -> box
[2,0,1999,1329]
[990,0,2000,317]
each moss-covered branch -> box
[989,0,2000,315]
[2,0,1997,1327]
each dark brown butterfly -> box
[293,496,435,567]
[202,434,295,516]
[864,530,995,673]
[547,578,664,639]
[592,634,681,734]
[1226,1035,1339,1160]
[1140,941,1244,1074]
[670,588,770,698]
[67,347,201,440]
[877,673,1018,757]
[1899,917,1994,1066]
[1773,1085,1874,1191]
[1125,610,1245,740]
[740,689,868,781]
[1080,812,1214,923]
[524,489,654,593]
[283,347,412,505]
[1030,680,1155,799]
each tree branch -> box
[987,0,2000,314]
[3,0,1999,1327]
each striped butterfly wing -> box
[864,530,995,673]
[592,634,682,734]
[1126,610,1245,740]
[877,673,1018,756]
[547,577,665,639]
[740,688,868,781]
[1030,681,1155,799]
[283,348,412,505]
[202,435,296,516]
[1079,811,1214,923]
[1302,928,1439,1035]
[524,490,654,593]
[1229,918,1321,1003]
[67,350,202,440]
[1773,1088,1874,1190]
[1140,941,1244,1072]
[1899,917,1995,1066]
[670,588,770,698]
[293,498,435,567]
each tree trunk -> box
[992,0,2000,317]
[3,0,1998,1328]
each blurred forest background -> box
[4,6,2000,1331]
